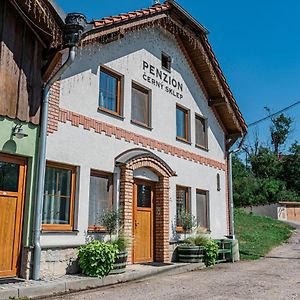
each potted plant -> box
[109,233,129,274]
[177,209,203,263]
[100,209,128,274]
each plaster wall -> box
[43,27,228,247]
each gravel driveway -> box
[50,229,300,300]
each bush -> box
[78,240,118,277]
[183,234,209,246]
[203,240,219,267]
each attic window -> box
[161,52,171,72]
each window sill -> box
[98,107,124,120]
[87,226,107,233]
[131,120,152,131]
[41,230,79,234]
[176,137,192,145]
[195,144,209,152]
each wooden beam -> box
[208,97,226,107]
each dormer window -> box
[161,52,171,72]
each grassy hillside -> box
[235,209,294,260]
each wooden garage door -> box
[287,206,300,222]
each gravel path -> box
[49,229,300,300]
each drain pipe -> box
[227,133,247,240]
[32,13,86,281]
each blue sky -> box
[56,0,300,148]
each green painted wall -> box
[0,116,39,246]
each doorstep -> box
[0,262,205,300]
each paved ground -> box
[49,229,300,300]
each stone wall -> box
[39,247,79,279]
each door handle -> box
[135,220,139,227]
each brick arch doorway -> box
[115,148,176,263]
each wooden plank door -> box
[0,154,26,278]
[133,180,154,263]
[287,206,300,222]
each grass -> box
[234,208,294,260]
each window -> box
[88,171,113,231]
[131,83,151,128]
[176,186,189,231]
[196,190,209,229]
[195,114,208,149]
[42,162,76,231]
[99,67,121,116]
[162,52,171,72]
[176,105,190,142]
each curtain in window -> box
[196,191,209,228]
[196,117,206,147]
[42,167,71,224]
[176,188,187,227]
[88,174,113,227]
[131,85,149,125]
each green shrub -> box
[183,234,209,246]
[78,240,118,277]
[203,240,219,267]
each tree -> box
[283,142,300,194]
[249,147,283,179]
[267,111,292,154]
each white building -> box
[40,1,247,277]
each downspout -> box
[33,13,87,281]
[227,133,247,240]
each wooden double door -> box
[133,180,154,263]
[287,206,300,222]
[0,154,27,277]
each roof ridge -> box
[92,2,171,27]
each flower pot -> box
[110,251,128,274]
[177,245,204,263]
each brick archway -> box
[117,149,176,263]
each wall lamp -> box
[12,124,28,139]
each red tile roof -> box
[93,3,171,28]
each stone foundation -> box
[40,247,80,279]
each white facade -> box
[44,28,228,249]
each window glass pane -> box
[176,107,187,139]
[88,175,113,227]
[0,161,19,192]
[137,184,151,208]
[99,70,118,112]
[196,191,208,228]
[176,188,187,227]
[42,166,72,225]
[132,85,149,125]
[196,116,206,147]
[42,196,70,224]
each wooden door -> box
[0,154,26,278]
[133,180,154,263]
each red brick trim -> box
[57,108,226,171]
[119,156,171,263]
[47,61,62,135]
